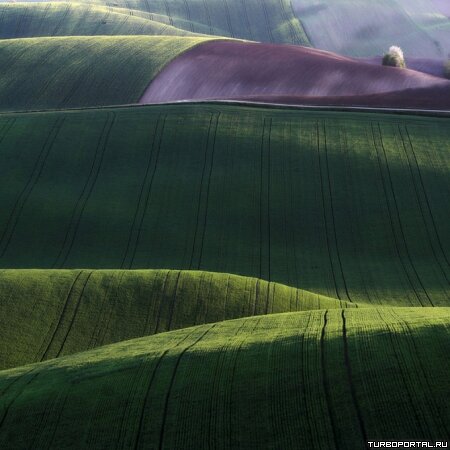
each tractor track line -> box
[188,113,216,270]
[0,116,65,258]
[54,270,94,358]
[128,115,167,269]
[320,310,340,450]
[121,114,162,268]
[323,123,352,302]
[132,328,200,450]
[370,124,423,306]
[39,270,84,361]
[377,123,433,306]
[197,113,221,269]
[53,112,116,268]
[316,122,341,300]
[397,125,450,293]
[405,125,450,271]
[341,310,369,448]
[157,324,217,450]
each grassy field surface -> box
[0,269,354,370]
[293,0,450,58]
[0,104,448,307]
[0,0,310,45]
[0,0,447,445]
[0,35,213,111]
[0,308,448,448]
[0,2,199,39]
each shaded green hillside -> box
[0,308,449,448]
[0,36,213,111]
[0,0,310,45]
[0,104,448,306]
[0,269,353,370]
[0,2,199,39]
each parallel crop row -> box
[0,308,448,448]
[0,36,213,111]
[0,105,448,308]
[0,269,350,370]
[0,2,195,39]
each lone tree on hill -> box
[382,46,406,68]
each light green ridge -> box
[0,2,200,39]
[0,269,354,370]
[0,35,214,110]
[0,308,448,448]
[0,0,311,45]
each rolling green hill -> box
[0,269,354,370]
[0,35,213,111]
[0,104,448,307]
[0,308,448,448]
[0,0,448,446]
[0,0,310,45]
[0,2,199,39]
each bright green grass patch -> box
[0,308,448,448]
[0,2,199,39]
[4,0,310,45]
[0,104,448,307]
[0,269,354,370]
[0,35,214,111]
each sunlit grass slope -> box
[0,35,213,111]
[0,308,448,448]
[0,104,448,306]
[0,269,354,370]
[0,2,199,39]
[0,0,310,45]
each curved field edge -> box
[0,0,311,45]
[0,269,355,370]
[0,104,448,307]
[0,2,202,39]
[0,35,217,111]
[0,308,449,448]
[139,40,450,110]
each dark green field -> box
[0,103,448,447]
[0,104,448,306]
[0,0,449,442]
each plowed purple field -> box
[361,57,447,79]
[140,40,450,109]
[229,85,450,110]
